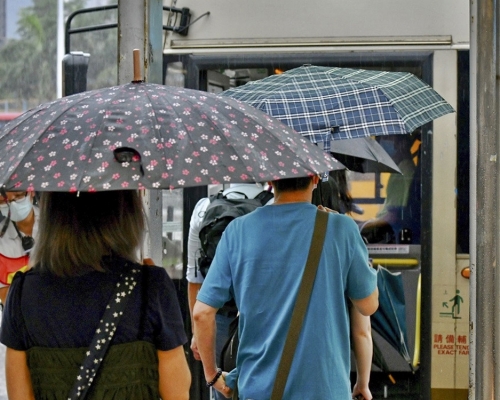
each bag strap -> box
[270,210,329,400]
[254,189,274,205]
[68,267,140,400]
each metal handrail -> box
[65,5,194,54]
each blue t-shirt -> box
[0,257,187,351]
[197,202,377,400]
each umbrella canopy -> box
[330,137,401,174]
[222,65,455,147]
[371,266,413,370]
[0,82,343,192]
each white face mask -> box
[8,196,33,222]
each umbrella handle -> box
[133,49,142,82]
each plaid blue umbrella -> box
[222,65,455,150]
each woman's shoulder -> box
[140,264,168,279]
[136,264,174,291]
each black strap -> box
[270,210,329,400]
[218,189,274,205]
[0,187,10,239]
[68,267,140,400]
[11,221,35,252]
[0,209,10,238]
[254,189,274,205]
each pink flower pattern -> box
[0,83,342,191]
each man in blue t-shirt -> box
[194,175,378,400]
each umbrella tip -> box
[132,49,143,83]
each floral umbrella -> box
[0,83,343,192]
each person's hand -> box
[317,205,339,214]
[142,258,155,266]
[190,336,201,360]
[213,371,233,399]
[352,382,372,400]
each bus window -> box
[351,133,422,244]
[162,188,184,280]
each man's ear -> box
[312,175,321,185]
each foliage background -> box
[0,0,117,110]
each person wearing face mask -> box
[0,191,39,305]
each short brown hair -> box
[32,191,145,276]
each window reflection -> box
[162,189,184,279]
[352,133,422,244]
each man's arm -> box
[193,300,233,398]
[186,197,209,359]
[350,306,373,400]
[351,287,379,316]
[193,300,218,380]
[188,282,202,359]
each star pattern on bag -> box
[68,267,139,400]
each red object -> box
[0,253,29,285]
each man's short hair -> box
[272,176,313,192]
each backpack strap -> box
[68,267,140,400]
[219,188,273,204]
[254,190,274,205]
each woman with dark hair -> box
[0,191,191,400]
[312,170,354,215]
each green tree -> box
[0,0,117,109]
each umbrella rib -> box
[191,96,264,184]
[73,87,125,191]
[5,93,102,191]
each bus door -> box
[165,50,463,400]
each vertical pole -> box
[56,0,64,98]
[118,0,163,265]
[475,0,497,398]
[468,0,477,397]
[117,1,145,85]
[495,0,500,398]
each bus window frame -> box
[168,50,435,400]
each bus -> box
[159,1,470,399]
[62,2,470,398]
[0,112,22,130]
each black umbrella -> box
[0,82,343,192]
[372,338,397,384]
[330,137,401,174]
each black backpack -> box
[197,189,273,278]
